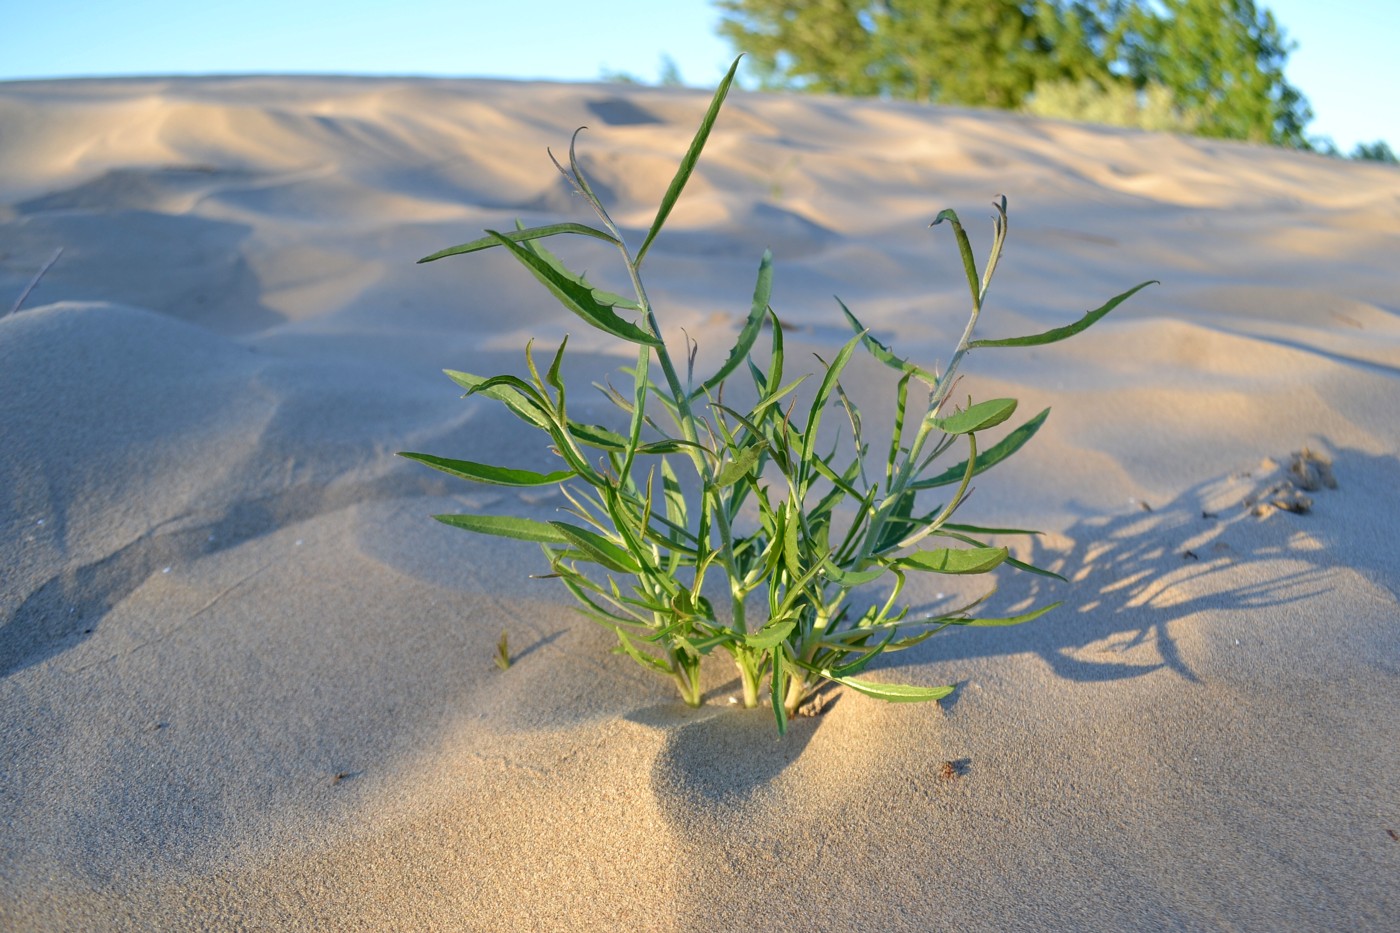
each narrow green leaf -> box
[433,513,568,544]
[823,671,954,703]
[914,407,1049,489]
[519,236,640,311]
[931,208,981,309]
[874,490,920,555]
[887,371,911,485]
[980,195,1009,299]
[895,546,1008,575]
[567,421,627,451]
[545,335,568,393]
[941,521,1043,536]
[969,280,1158,348]
[636,438,695,455]
[560,126,613,225]
[418,222,619,264]
[487,230,661,347]
[934,529,1069,582]
[765,307,785,393]
[801,331,865,468]
[660,457,688,529]
[781,502,801,581]
[612,629,674,676]
[836,296,938,383]
[548,521,642,574]
[823,632,897,678]
[463,372,553,407]
[398,452,573,487]
[1005,556,1066,581]
[715,443,764,487]
[953,601,1060,627]
[821,559,885,587]
[744,618,795,650]
[636,56,742,267]
[932,397,1018,435]
[768,646,787,735]
[445,369,551,428]
[695,249,771,398]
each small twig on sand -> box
[6,246,64,317]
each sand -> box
[1,74,1397,931]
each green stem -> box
[782,669,809,717]
[613,241,750,638]
[671,649,704,707]
[738,652,762,708]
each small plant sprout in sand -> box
[494,630,511,671]
[400,59,1156,735]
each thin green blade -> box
[744,618,795,650]
[635,56,742,267]
[418,222,619,264]
[932,397,1018,435]
[914,408,1049,489]
[695,249,771,397]
[969,280,1158,348]
[956,601,1060,627]
[433,513,568,544]
[821,559,885,588]
[567,421,627,451]
[895,546,1008,575]
[836,296,938,383]
[772,643,789,736]
[931,208,981,309]
[801,331,865,467]
[520,236,639,311]
[824,672,954,703]
[714,444,764,487]
[487,231,661,347]
[941,521,1043,536]
[398,452,574,487]
[444,369,551,429]
[548,521,642,574]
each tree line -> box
[713,0,1392,159]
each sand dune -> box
[2,75,1397,930]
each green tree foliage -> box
[716,0,1099,106]
[1350,140,1398,164]
[716,0,1313,147]
[715,0,886,96]
[1124,0,1310,146]
[1025,76,1204,134]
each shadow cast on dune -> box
[8,176,286,335]
[0,468,450,677]
[641,445,1392,812]
[895,446,1395,691]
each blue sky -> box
[0,0,1391,151]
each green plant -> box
[494,630,512,671]
[400,59,1155,734]
[1023,77,1203,135]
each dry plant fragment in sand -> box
[401,58,1156,735]
[1246,448,1337,517]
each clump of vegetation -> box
[1023,77,1203,135]
[401,59,1155,734]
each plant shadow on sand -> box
[644,444,1396,808]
